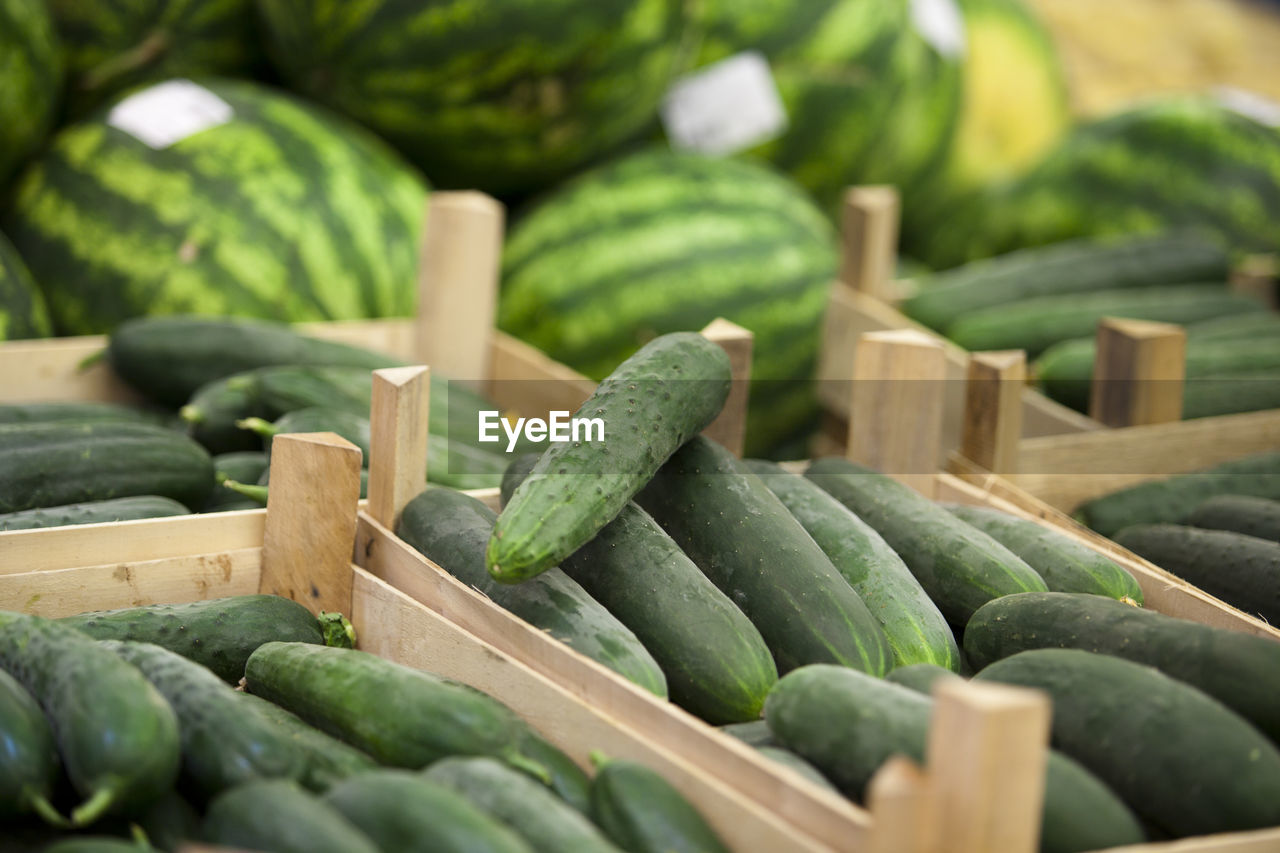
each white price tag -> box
[662,52,788,156]
[1214,86,1280,128]
[108,80,233,149]
[912,0,967,59]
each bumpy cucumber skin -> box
[397,487,668,698]
[0,422,214,513]
[1186,494,1280,543]
[638,438,893,676]
[61,594,324,684]
[488,332,731,584]
[1113,524,1280,625]
[502,454,775,723]
[326,768,535,853]
[0,613,180,824]
[424,756,619,853]
[977,649,1280,837]
[589,758,730,853]
[883,662,962,696]
[0,668,59,820]
[234,692,378,790]
[0,496,188,531]
[1075,451,1280,536]
[765,665,1146,853]
[203,778,380,853]
[964,591,1280,742]
[944,504,1143,602]
[245,642,535,772]
[804,457,1047,626]
[748,460,959,671]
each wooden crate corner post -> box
[867,756,936,853]
[960,350,1027,475]
[367,365,432,531]
[700,317,754,457]
[840,185,901,302]
[1089,318,1186,428]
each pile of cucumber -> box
[0,595,727,853]
[899,232,1280,419]
[0,316,516,532]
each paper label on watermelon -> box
[661,52,788,156]
[107,80,233,149]
[912,0,966,59]
[1214,86,1280,127]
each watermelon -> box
[256,0,691,196]
[0,0,61,191]
[48,0,262,119]
[498,148,838,456]
[3,78,425,335]
[0,230,52,340]
[921,96,1280,268]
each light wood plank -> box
[1228,254,1277,309]
[960,351,1027,475]
[1090,318,1187,427]
[867,757,936,853]
[485,331,596,420]
[700,318,754,457]
[1101,827,1280,853]
[840,186,900,302]
[367,366,431,530]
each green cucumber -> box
[718,721,775,748]
[764,665,1146,853]
[753,747,839,794]
[943,504,1143,602]
[0,496,189,531]
[804,457,1046,626]
[1113,524,1280,624]
[235,693,376,789]
[638,437,893,675]
[324,769,535,853]
[0,668,62,824]
[423,756,619,853]
[244,642,546,778]
[0,613,180,826]
[501,454,775,722]
[1186,494,1280,543]
[589,754,729,853]
[397,487,667,697]
[513,728,591,815]
[203,778,380,853]
[976,649,1280,836]
[206,451,269,511]
[41,839,151,852]
[100,640,312,799]
[1076,451,1280,536]
[488,332,731,583]
[963,591,1280,742]
[107,315,403,407]
[0,401,162,426]
[99,791,199,853]
[883,662,962,695]
[0,422,214,512]
[747,460,959,670]
[60,594,326,684]
[718,722,837,792]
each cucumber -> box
[943,504,1143,602]
[0,496,189,531]
[1113,524,1280,624]
[41,839,150,852]
[0,422,214,512]
[203,778,380,853]
[97,791,199,853]
[753,747,839,794]
[324,769,535,853]
[963,591,1280,742]
[883,662,962,695]
[488,332,731,583]
[244,642,546,777]
[205,451,269,511]
[637,437,894,676]
[1076,451,1280,536]
[107,315,403,407]
[976,649,1280,836]
[764,664,1146,853]
[0,401,163,426]
[1186,494,1280,543]
[589,754,729,853]
[0,613,180,826]
[240,407,372,459]
[718,720,775,747]
[746,460,959,670]
[0,668,61,824]
[423,756,619,853]
[1182,370,1280,420]
[60,594,326,684]
[901,233,1230,332]
[501,454,775,722]
[234,692,377,788]
[718,722,837,790]
[945,284,1261,356]
[804,457,1046,626]
[1184,312,1280,340]
[100,640,313,798]
[397,487,667,697]
[513,728,591,815]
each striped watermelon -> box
[498,148,839,455]
[0,229,52,340]
[256,0,691,196]
[920,96,1280,268]
[3,78,425,335]
[48,0,262,119]
[0,0,61,191]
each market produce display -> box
[0,0,60,190]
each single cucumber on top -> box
[488,332,731,583]
[589,753,730,853]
